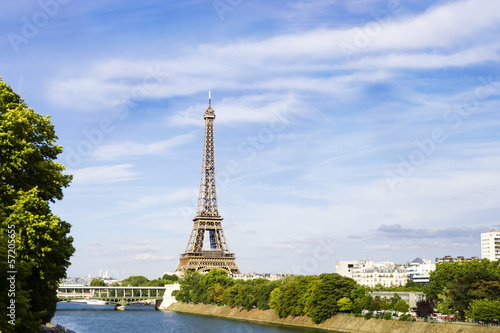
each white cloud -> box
[47,0,500,112]
[133,254,174,261]
[116,188,196,210]
[69,164,139,185]
[168,93,301,126]
[92,133,194,161]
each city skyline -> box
[1,0,499,279]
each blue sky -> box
[1,0,500,279]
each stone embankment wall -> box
[167,303,500,333]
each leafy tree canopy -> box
[90,279,106,287]
[121,276,149,286]
[466,299,500,323]
[428,259,500,317]
[162,273,179,282]
[0,78,74,332]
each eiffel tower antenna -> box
[175,92,240,274]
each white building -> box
[369,291,426,308]
[406,257,435,284]
[336,260,407,288]
[335,261,357,279]
[481,230,500,261]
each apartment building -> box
[481,230,500,261]
[336,260,407,288]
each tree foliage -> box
[416,300,433,318]
[90,279,106,287]
[393,299,409,313]
[176,270,203,303]
[172,269,416,324]
[337,297,353,312]
[308,274,357,323]
[428,259,500,317]
[121,275,149,286]
[0,78,74,333]
[0,79,72,204]
[466,299,500,323]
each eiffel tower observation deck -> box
[175,92,240,274]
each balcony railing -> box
[180,251,235,259]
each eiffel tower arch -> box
[175,92,240,274]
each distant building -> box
[369,291,426,308]
[335,260,357,279]
[406,257,435,285]
[435,255,479,264]
[481,230,500,261]
[336,260,407,288]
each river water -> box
[53,302,325,333]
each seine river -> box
[53,302,325,333]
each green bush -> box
[383,312,392,320]
[364,311,373,320]
[398,314,412,321]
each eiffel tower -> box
[175,92,240,274]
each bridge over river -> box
[57,284,180,309]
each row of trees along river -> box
[174,260,500,325]
[1,77,500,331]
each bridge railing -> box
[57,286,168,299]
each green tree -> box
[1,205,38,333]
[469,280,500,301]
[448,277,470,317]
[255,279,279,310]
[208,283,226,305]
[308,273,357,324]
[393,299,409,313]
[337,297,353,312]
[0,79,72,204]
[351,284,369,300]
[428,259,500,300]
[364,294,374,311]
[121,275,149,286]
[466,299,500,323]
[427,259,500,317]
[352,298,364,314]
[436,288,452,317]
[225,281,247,307]
[161,273,179,282]
[90,279,106,287]
[176,270,202,303]
[389,293,402,308]
[0,78,74,332]
[197,269,234,304]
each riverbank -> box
[166,303,500,333]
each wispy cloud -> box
[168,93,301,126]
[374,224,486,239]
[69,164,139,185]
[116,188,195,210]
[92,133,195,161]
[47,0,500,113]
[133,254,174,261]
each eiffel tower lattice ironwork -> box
[175,92,240,274]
